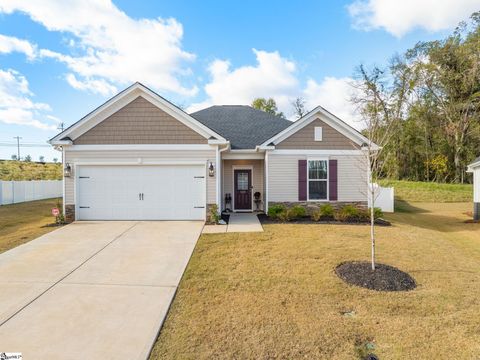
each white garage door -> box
[76,165,206,220]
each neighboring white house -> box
[467,156,480,220]
[49,82,376,223]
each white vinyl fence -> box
[368,183,394,213]
[0,180,62,205]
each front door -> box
[234,169,252,210]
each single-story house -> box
[49,82,371,222]
[467,157,480,220]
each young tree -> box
[291,97,308,119]
[351,61,414,270]
[24,155,32,162]
[251,98,285,118]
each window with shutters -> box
[308,159,328,200]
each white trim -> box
[270,149,363,155]
[217,145,229,211]
[259,106,375,149]
[73,160,207,166]
[67,144,215,152]
[232,165,254,212]
[265,150,269,214]
[74,162,207,221]
[208,139,229,145]
[49,83,226,144]
[306,158,329,202]
[222,152,265,160]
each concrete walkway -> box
[0,221,203,360]
[203,213,264,233]
[227,213,264,233]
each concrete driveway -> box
[0,221,203,359]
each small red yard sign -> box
[52,208,60,217]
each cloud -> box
[188,49,362,129]
[188,49,298,113]
[303,77,363,130]
[0,0,197,96]
[0,69,58,130]
[0,34,37,59]
[347,0,480,37]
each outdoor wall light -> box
[208,162,215,177]
[64,163,72,177]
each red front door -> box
[234,169,252,210]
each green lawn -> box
[151,202,480,359]
[0,198,63,254]
[379,179,473,203]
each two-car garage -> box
[76,165,206,221]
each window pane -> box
[309,181,327,200]
[308,160,327,179]
[237,172,249,190]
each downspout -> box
[265,149,269,214]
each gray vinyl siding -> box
[268,155,299,202]
[64,149,216,205]
[267,154,367,202]
[222,159,264,210]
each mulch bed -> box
[335,261,416,291]
[257,214,391,226]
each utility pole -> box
[13,136,22,160]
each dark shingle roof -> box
[190,105,292,149]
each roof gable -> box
[276,118,360,150]
[259,106,374,149]
[49,82,226,145]
[74,96,208,145]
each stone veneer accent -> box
[65,204,75,223]
[268,201,368,215]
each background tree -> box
[251,98,285,118]
[11,155,17,160]
[24,155,32,162]
[351,12,480,184]
[291,97,308,119]
[39,156,45,163]
[53,158,58,163]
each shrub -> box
[268,204,286,219]
[290,205,306,218]
[319,204,334,218]
[373,207,384,219]
[209,204,220,224]
[334,204,361,222]
[311,210,322,221]
[277,209,293,222]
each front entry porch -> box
[221,159,265,213]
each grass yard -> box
[379,179,472,203]
[151,202,480,359]
[0,198,62,254]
